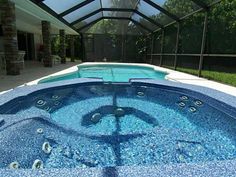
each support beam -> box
[145,38,148,62]
[198,12,208,77]
[42,21,52,67]
[78,17,153,33]
[152,0,222,34]
[143,0,179,21]
[59,0,95,17]
[71,8,163,29]
[190,0,208,9]
[150,35,155,64]
[69,36,75,62]
[78,18,103,31]
[159,29,165,66]
[99,0,104,20]
[35,0,45,3]
[30,0,78,32]
[105,17,153,33]
[1,0,20,75]
[103,8,163,28]
[174,23,180,70]
[121,31,126,62]
[71,9,101,26]
[59,29,66,64]
[80,33,85,62]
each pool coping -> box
[1,77,236,111]
[76,62,236,97]
[0,78,236,176]
[1,62,236,97]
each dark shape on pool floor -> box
[102,167,118,177]
[0,118,5,127]
[81,105,159,127]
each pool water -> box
[0,83,236,169]
[39,65,167,83]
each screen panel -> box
[73,12,103,29]
[151,0,200,18]
[137,0,173,25]
[101,0,139,9]
[81,20,106,34]
[63,0,101,23]
[43,0,85,14]
[132,13,159,31]
[103,11,132,18]
[81,19,148,35]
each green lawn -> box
[176,67,236,87]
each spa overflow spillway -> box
[0,79,236,172]
[39,64,167,83]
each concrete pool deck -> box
[0,60,81,94]
[0,62,236,97]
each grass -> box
[176,67,236,87]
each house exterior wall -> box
[0,9,43,61]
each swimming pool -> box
[39,64,167,83]
[0,79,236,176]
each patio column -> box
[41,21,52,67]
[69,35,75,62]
[1,0,20,75]
[59,29,66,64]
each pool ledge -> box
[0,78,103,107]
[0,159,236,177]
[1,78,235,113]
[131,79,236,112]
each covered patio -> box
[0,0,79,76]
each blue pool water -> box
[39,65,167,83]
[0,82,236,169]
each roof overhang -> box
[12,0,79,35]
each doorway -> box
[17,31,35,60]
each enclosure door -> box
[17,31,35,60]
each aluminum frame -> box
[78,16,153,33]
[147,0,225,77]
[30,0,214,32]
[30,0,234,78]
